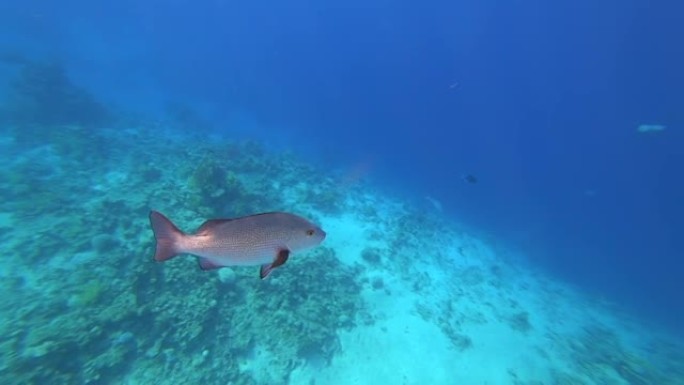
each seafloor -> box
[1,124,683,385]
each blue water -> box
[1,0,683,382]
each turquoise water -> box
[1,1,683,384]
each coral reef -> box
[553,325,673,385]
[225,247,363,369]
[507,311,532,333]
[188,153,250,215]
[361,247,383,265]
[0,126,365,384]
[303,181,347,214]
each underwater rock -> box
[458,266,485,286]
[361,247,383,265]
[304,184,345,214]
[4,61,110,137]
[218,268,237,285]
[68,281,104,308]
[90,233,120,255]
[450,333,473,351]
[140,165,163,182]
[188,154,250,214]
[508,311,532,333]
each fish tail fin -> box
[149,210,186,262]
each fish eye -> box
[306,229,315,236]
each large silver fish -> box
[149,210,326,279]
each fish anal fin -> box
[259,249,290,279]
[198,258,223,271]
[259,264,272,279]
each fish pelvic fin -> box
[149,210,186,262]
[198,257,223,271]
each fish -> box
[462,174,478,184]
[637,124,666,133]
[148,210,326,279]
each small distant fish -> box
[424,195,443,212]
[637,124,666,133]
[462,174,478,184]
[149,210,326,279]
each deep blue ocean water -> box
[1,0,682,351]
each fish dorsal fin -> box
[194,212,294,235]
[195,219,233,235]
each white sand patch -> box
[47,250,98,271]
[318,213,378,266]
[290,223,561,385]
[291,315,454,385]
[291,194,673,385]
[92,171,130,192]
[239,344,289,384]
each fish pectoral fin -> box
[198,258,223,271]
[259,249,290,279]
[273,249,290,268]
